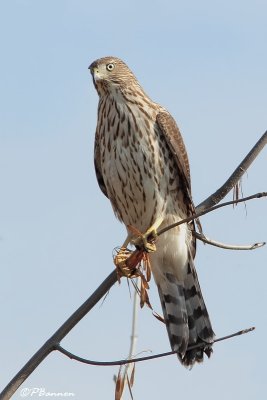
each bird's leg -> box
[121,233,132,249]
[114,217,163,279]
[131,216,164,253]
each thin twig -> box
[115,278,140,399]
[56,327,255,367]
[197,130,267,213]
[158,192,267,237]
[193,231,266,250]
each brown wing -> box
[94,130,109,198]
[156,111,194,210]
[157,111,198,256]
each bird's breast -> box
[97,98,179,232]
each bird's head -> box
[88,56,138,96]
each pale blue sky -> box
[0,1,266,399]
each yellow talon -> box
[131,217,164,253]
[113,216,164,281]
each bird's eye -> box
[106,63,115,71]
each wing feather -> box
[156,111,194,212]
[156,111,198,256]
[94,130,109,198]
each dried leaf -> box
[140,275,149,290]
[146,258,152,282]
[126,373,134,400]
[130,363,135,387]
[140,283,152,309]
[115,372,125,400]
[153,311,166,324]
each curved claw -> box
[131,217,164,253]
[131,231,157,253]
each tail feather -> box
[157,254,215,367]
[158,274,188,357]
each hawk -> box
[89,56,214,366]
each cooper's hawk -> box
[89,56,214,367]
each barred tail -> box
[157,254,215,367]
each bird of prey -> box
[89,56,214,367]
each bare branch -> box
[158,192,267,237]
[1,131,266,400]
[0,271,118,400]
[56,327,255,367]
[197,130,267,213]
[193,231,266,250]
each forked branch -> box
[193,231,265,250]
[56,327,255,366]
[158,192,267,236]
[1,131,266,400]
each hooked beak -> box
[88,63,100,84]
